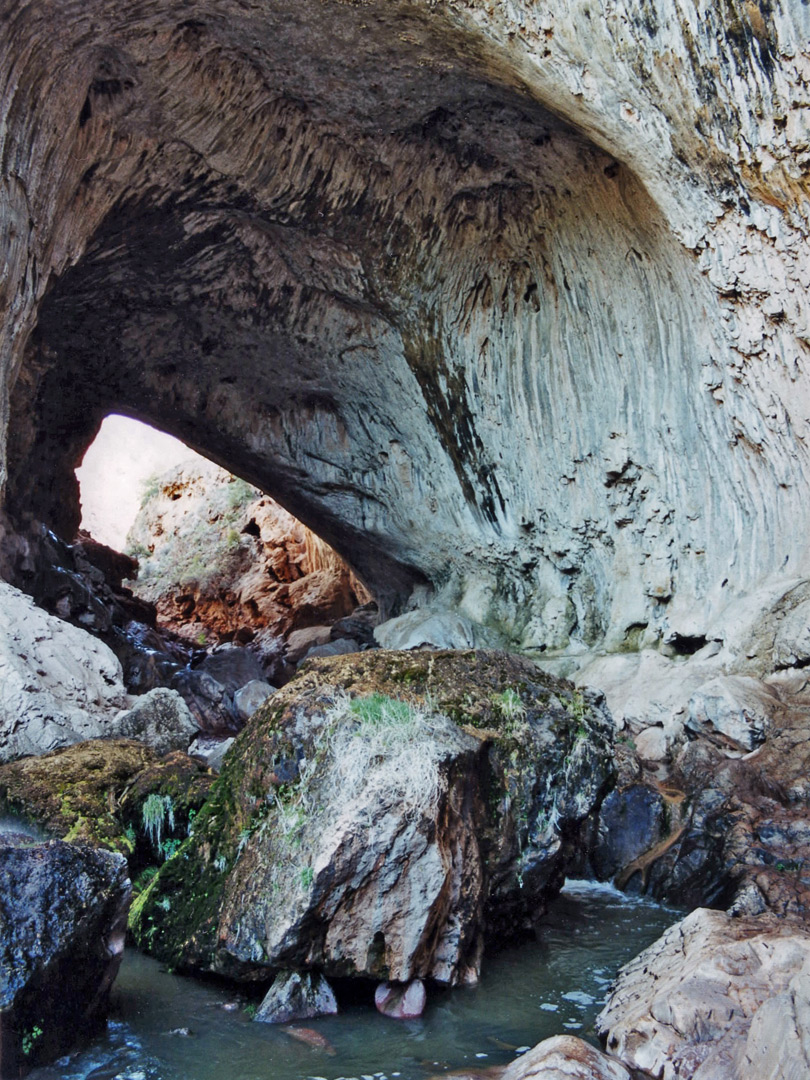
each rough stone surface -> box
[374,980,427,1020]
[113,686,198,755]
[685,675,778,751]
[0,581,129,763]
[0,738,156,854]
[501,1036,632,1080]
[233,680,276,723]
[129,650,615,985]
[0,839,131,1075]
[254,970,338,1025]
[125,458,369,647]
[597,908,810,1080]
[374,610,492,651]
[3,1,810,662]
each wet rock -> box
[0,738,157,854]
[118,751,216,869]
[196,645,268,694]
[597,908,810,1080]
[501,1035,631,1080]
[685,674,778,752]
[640,687,810,913]
[113,686,199,755]
[233,680,276,722]
[590,784,667,882]
[0,581,129,763]
[130,650,615,985]
[0,839,130,1075]
[374,979,426,1019]
[255,970,338,1024]
[171,668,238,735]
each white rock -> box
[113,687,198,755]
[0,582,128,763]
[374,609,489,651]
[597,908,810,1080]
[500,1035,631,1080]
[685,675,778,751]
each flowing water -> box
[31,880,679,1080]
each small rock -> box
[255,971,338,1024]
[114,686,199,755]
[500,1035,631,1080]
[233,680,276,722]
[374,980,426,1019]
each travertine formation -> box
[1,1,810,659]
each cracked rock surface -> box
[1,1,810,658]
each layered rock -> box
[597,908,810,1080]
[0,839,131,1075]
[129,650,615,985]
[1,1,809,663]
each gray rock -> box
[233,680,276,722]
[0,839,131,1074]
[298,637,360,666]
[133,651,616,986]
[171,668,237,735]
[255,970,338,1024]
[0,582,129,763]
[501,1036,632,1080]
[197,646,268,694]
[188,735,235,773]
[597,908,810,1080]
[285,625,332,665]
[685,675,778,751]
[373,610,490,651]
[113,686,198,755]
[374,979,426,1019]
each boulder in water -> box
[254,970,338,1024]
[374,979,427,1019]
[129,650,615,987]
[0,839,130,1075]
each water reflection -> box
[30,880,680,1080]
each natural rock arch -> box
[2,0,810,652]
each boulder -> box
[233,680,276,722]
[0,839,131,1075]
[171,668,238,735]
[501,1036,632,1080]
[374,980,426,1019]
[590,783,668,883]
[597,908,810,1080]
[685,675,779,752]
[0,582,129,763]
[374,610,490,651]
[129,650,616,986]
[285,625,332,665]
[0,738,157,855]
[255,970,338,1024]
[299,637,360,665]
[113,686,199,755]
[189,735,236,773]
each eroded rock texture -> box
[1,1,810,654]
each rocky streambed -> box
[3,585,810,1077]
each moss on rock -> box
[130,649,616,976]
[0,739,157,855]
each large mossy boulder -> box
[130,650,616,985]
[0,739,215,864]
[0,839,131,1076]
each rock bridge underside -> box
[3,0,810,660]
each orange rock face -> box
[126,459,371,648]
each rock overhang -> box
[2,0,810,658]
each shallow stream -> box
[32,880,678,1080]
